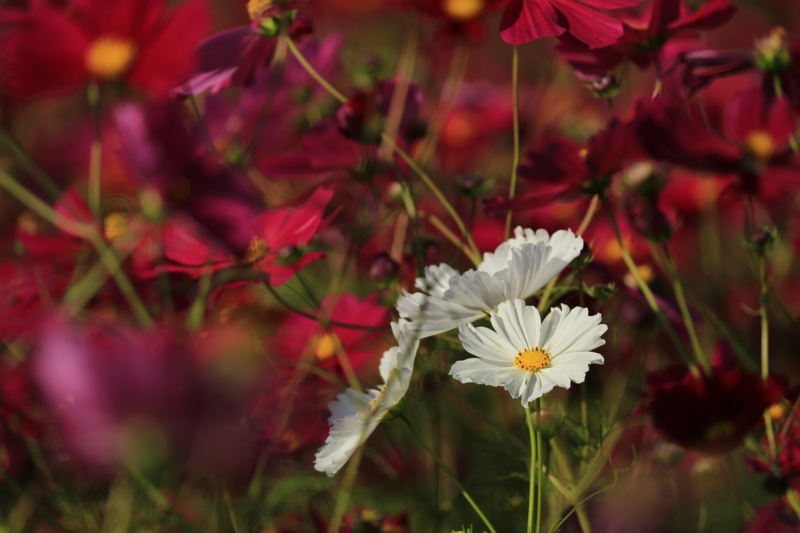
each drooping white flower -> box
[450,299,606,407]
[397,227,583,338]
[314,320,420,476]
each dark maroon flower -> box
[743,500,800,533]
[636,87,800,204]
[558,0,735,78]
[645,362,783,454]
[486,118,641,215]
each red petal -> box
[499,0,564,46]
[550,0,624,49]
[1,10,89,100]
[667,0,735,33]
[127,0,210,98]
[578,0,642,8]
[724,87,763,145]
[765,97,797,149]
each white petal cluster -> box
[450,299,607,407]
[397,227,583,338]
[314,320,420,476]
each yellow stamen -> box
[745,130,776,162]
[369,385,388,413]
[86,37,137,80]
[312,333,337,361]
[247,0,273,20]
[242,236,268,264]
[704,420,735,443]
[103,212,129,241]
[443,0,484,20]
[514,347,551,372]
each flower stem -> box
[400,414,498,533]
[87,81,103,220]
[505,44,521,241]
[535,399,544,533]
[601,197,695,369]
[525,406,536,533]
[327,444,364,533]
[286,38,347,103]
[758,255,778,460]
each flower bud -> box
[456,173,492,198]
[568,241,592,269]
[587,73,621,99]
[745,226,777,255]
[369,253,399,282]
[754,27,792,72]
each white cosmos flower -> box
[450,299,606,407]
[314,319,420,476]
[397,227,584,338]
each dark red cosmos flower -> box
[272,293,391,373]
[645,362,783,455]
[636,88,800,204]
[749,401,800,491]
[557,0,735,78]
[403,0,507,43]
[682,28,800,110]
[146,187,336,287]
[498,0,643,48]
[743,501,800,533]
[485,118,641,215]
[0,0,209,101]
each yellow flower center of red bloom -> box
[514,347,551,372]
[103,212,129,241]
[312,333,337,361]
[704,420,735,443]
[745,130,775,162]
[86,37,137,80]
[247,0,273,20]
[242,236,268,264]
[443,0,484,20]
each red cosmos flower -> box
[485,118,641,216]
[498,0,643,48]
[271,293,391,373]
[0,0,210,101]
[645,360,783,455]
[743,501,800,533]
[148,187,336,287]
[557,0,735,78]
[637,88,800,205]
[404,0,507,43]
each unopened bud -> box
[456,173,491,198]
[588,73,621,99]
[369,253,399,282]
[746,226,777,255]
[568,241,592,269]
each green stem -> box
[525,406,537,533]
[0,131,62,199]
[87,81,103,220]
[535,400,544,533]
[758,256,777,460]
[286,38,347,103]
[327,444,364,533]
[601,198,695,369]
[658,245,709,372]
[505,44,521,241]
[400,415,498,533]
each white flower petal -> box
[444,270,508,311]
[458,322,517,362]
[396,291,485,338]
[415,263,460,298]
[314,408,381,476]
[450,358,519,386]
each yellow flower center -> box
[704,420,735,443]
[443,0,484,20]
[745,130,775,162]
[514,347,551,372]
[247,0,273,20]
[103,212,129,241]
[312,333,337,361]
[369,385,388,414]
[86,37,137,80]
[242,236,268,264]
[755,27,788,61]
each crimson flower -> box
[486,118,640,215]
[272,293,391,373]
[404,0,507,43]
[637,88,800,204]
[558,0,735,78]
[0,0,209,101]
[645,363,782,455]
[498,0,643,48]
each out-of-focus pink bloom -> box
[272,293,391,373]
[498,0,642,48]
[0,0,209,101]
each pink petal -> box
[550,0,624,49]
[499,0,565,46]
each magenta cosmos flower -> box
[498,0,643,48]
